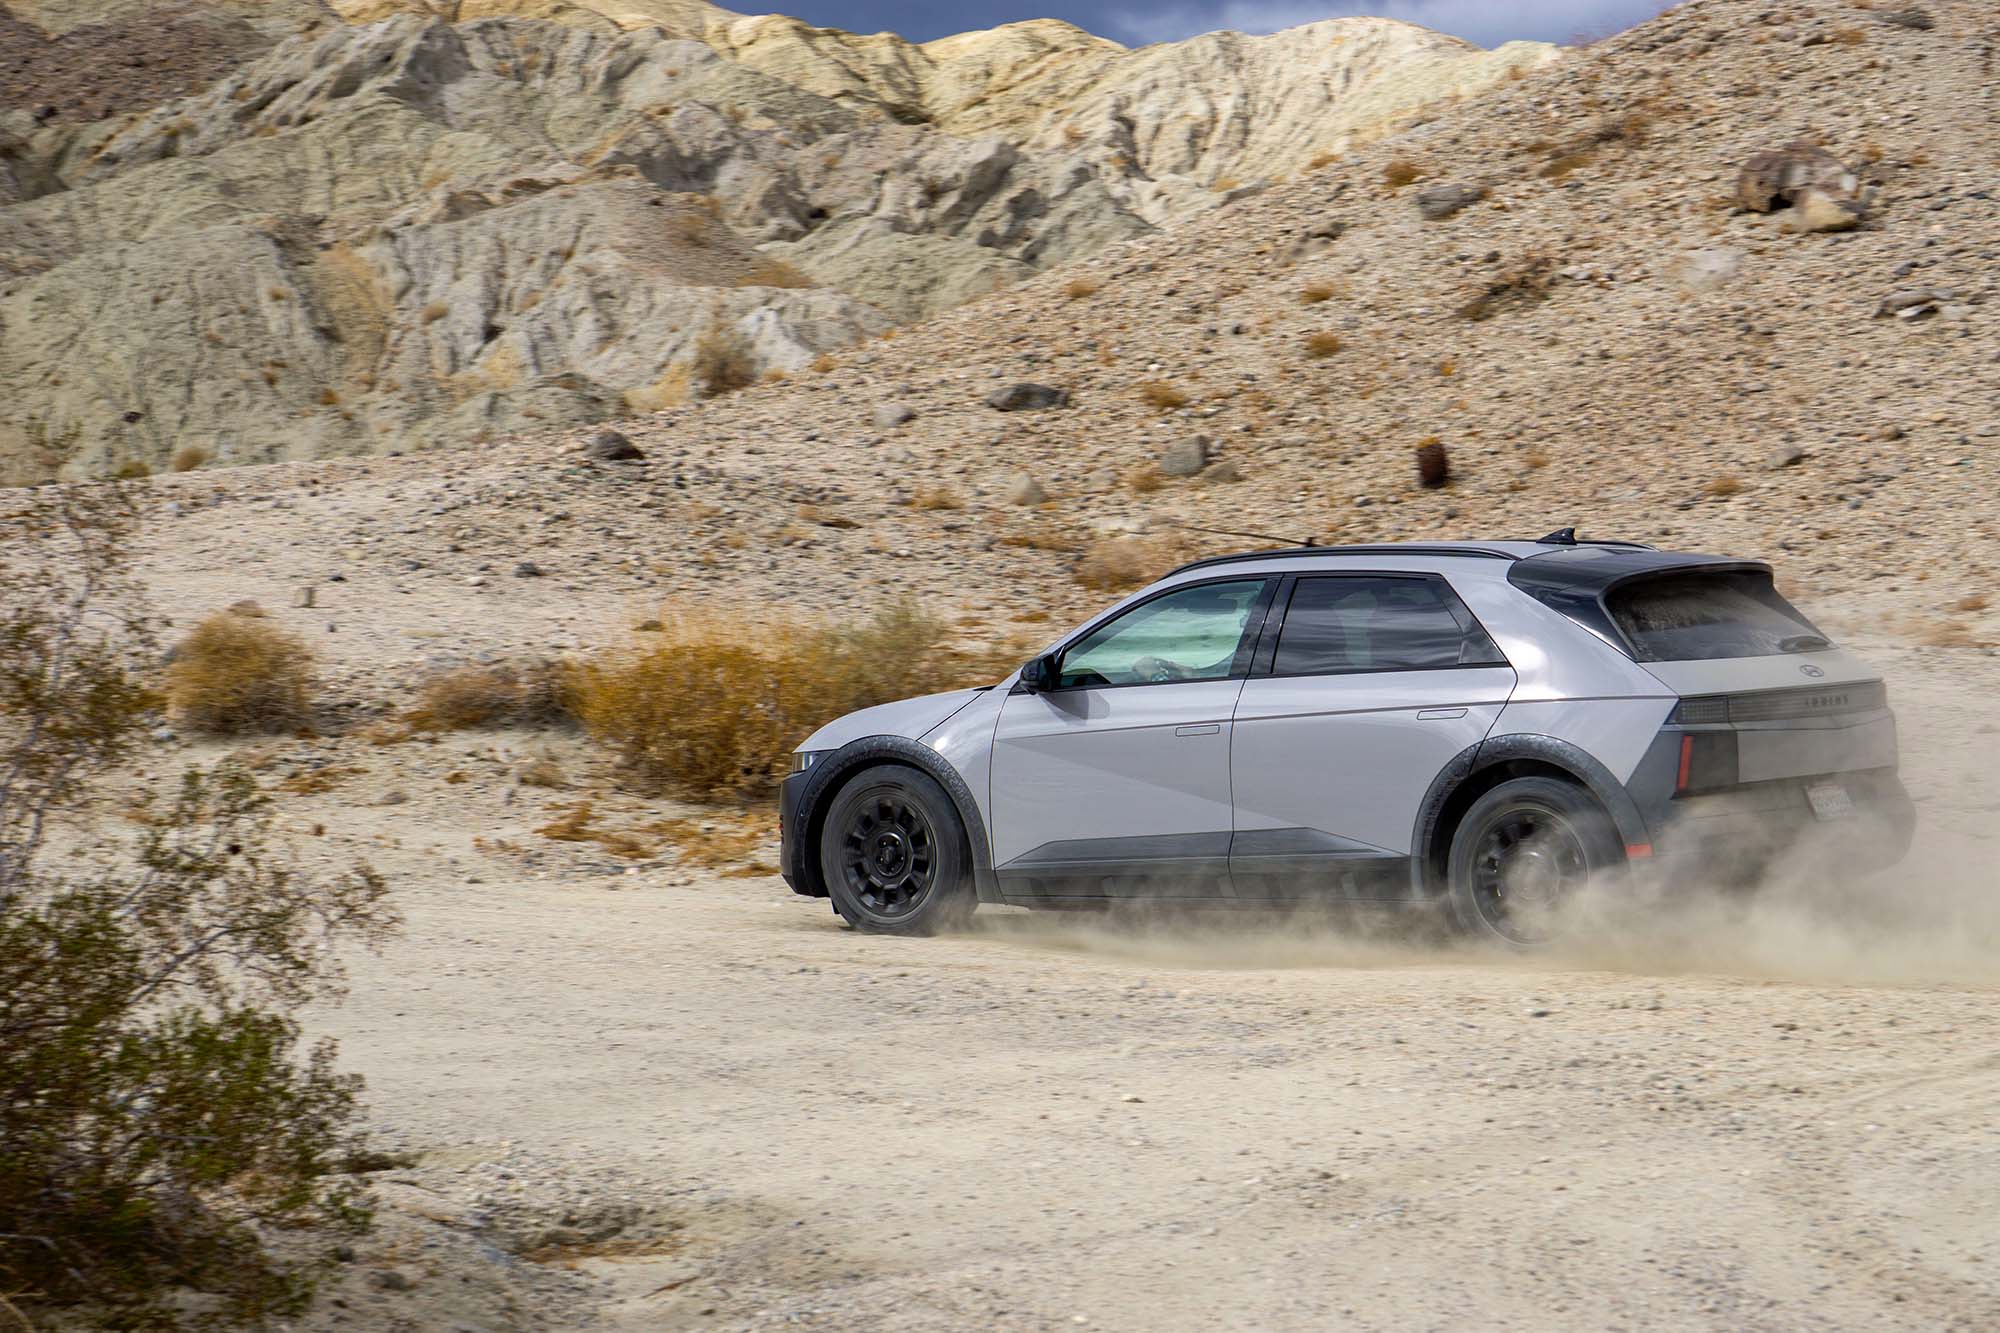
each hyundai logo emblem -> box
[1800,664,1826,679]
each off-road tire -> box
[1445,776,1622,947]
[819,765,975,936]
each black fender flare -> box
[1407,734,1651,896]
[785,735,999,903]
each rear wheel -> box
[819,766,974,936]
[1445,777,1622,947]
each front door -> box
[990,577,1274,899]
[1230,574,1517,899]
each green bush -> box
[0,486,397,1326]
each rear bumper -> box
[1646,767,1915,883]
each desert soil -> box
[207,617,1998,1332]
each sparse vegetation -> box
[172,444,213,472]
[567,599,966,799]
[1304,332,1343,359]
[1127,463,1164,493]
[1300,282,1337,305]
[1138,381,1191,412]
[1065,276,1102,300]
[909,483,966,510]
[743,256,816,289]
[1075,536,1175,591]
[1705,475,1745,498]
[691,322,759,398]
[165,610,317,735]
[1382,158,1427,188]
[421,300,449,324]
[407,660,567,731]
[1951,594,1991,614]
[1457,252,1556,322]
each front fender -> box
[782,735,999,903]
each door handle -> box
[1175,724,1221,737]
[1416,708,1468,721]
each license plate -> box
[1807,783,1855,820]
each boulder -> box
[873,402,917,429]
[587,429,644,461]
[987,383,1071,412]
[1764,443,1806,470]
[1780,188,1864,234]
[1875,287,1956,319]
[1735,144,1860,214]
[1416,184,1486,221]
[1004,471,1048,505]
[1160,436,1211,477]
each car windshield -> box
[1607,570,1831,663]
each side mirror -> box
[1016,653,1060,694]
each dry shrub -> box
[535,802,654,859]
[1300,282,1336,305]
[408,660,566,731]
[1705,475,1744,498]
[908,483,965,511]
[997,524,1080,553]
[743,256,815,289]
[166,611,316,735]
[1830,26,1867,45]
[1075,536,1170,591]
[1304,331,1343,358]
[1951,594,1990,613]
[1915,619,1978,648]
[1308,149,1340,170]
[420,300,449,324]
[691,323,758,398]
[1541,147,1598,178]
[111,458,152,481]
[811,352,838,374]
[1065,276,1102,299]
[1457,252,1555,322]
[1138,381,1190,412]
[1382,158,1426,188]
[567,599,963,799]
[1523,447,1551,470]
[171,445,211,473]
[1126,464,1164,494]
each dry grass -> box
[1300,283,1336,305]
[407,660,567,731]
[535,802,654,859]
[691,323,758,398]
[1523,447,1551,470]
[1914,619,1978,648]
[1307,149,1340,171]
[170,445,211,473]
[1830,26,1867,46]
[908,484,965,511]
[810,352,839,374]
[420,301,449,324]
[1382,158,1427,189]
[1950,594,1990,614]
[1064,276,1101,300]
[743,256,816,289]
[1074,536,1175,592]
[1704,475,1745,498]
[165,611,316,735]
[996,524,1080,554]
[1303,332,1343,359]
[1137,381,1190,412]
[1126,464,1164,494]
[567,599,967,799]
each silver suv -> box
[778,534,1914,944]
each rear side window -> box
[1608,571,1830,662]
[1274,576,1508,675]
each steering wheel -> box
[1131,655,1189,683]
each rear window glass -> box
[1274,576,1508,675]
[1608,571,1830,662]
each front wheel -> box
[818,766,975,936]
[1445,777,1622,947]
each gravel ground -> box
[230,635,2000,1332]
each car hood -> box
[798,688,989,753]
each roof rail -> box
[1166,544,1522,578]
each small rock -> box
[292,585,317,609]
[1765,443,1806,470]
[1203,458,1243,484]
[369,1267,419,1292]
[587,428,645,461]
[378,789,409,807]
[226,599,267,618]
[986,383,1071,412]
[1878,7,1935,30]
[1676,247,1744,294]
[1160,436,1211,477]
[1416,184,1486,221]
[1120,1093,1144,1103]
[514,561,544,578]
[873,402,916,430]
[1736,143,1860,214]
[1873,424,1905,441]
[150,725,177,743]
[1875,287,1955,319]
[1004,472,1048,505]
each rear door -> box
[1230,574,1517,899]
[990,577,1275,900]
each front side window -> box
[1274,576,1506,675]
[1058,580,1267,687]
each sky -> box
[771,1,1683,48]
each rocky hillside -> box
[0,0,1550,481]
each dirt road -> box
[283,637,2000,1332]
